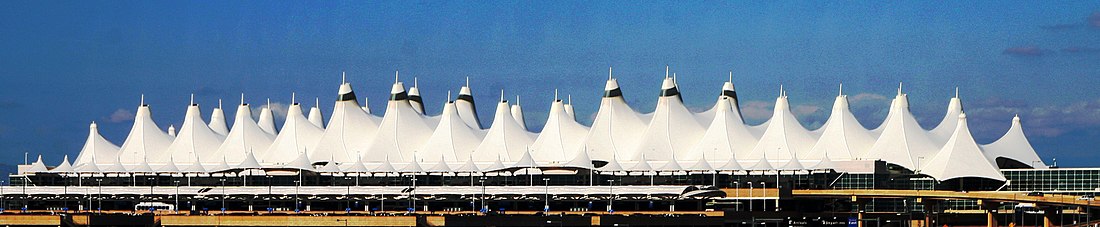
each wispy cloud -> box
[107,108,135,123]
[966,98,1100,138]
[1003,46,1045,56]
[254,102,289,122]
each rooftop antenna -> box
[897,82,903,96]
[568,95,573,105]
[665,65,670,78]
[267,98,271,108]
[190,93,195,105]
[779,85,784,97]
[240,93,245,105]
[414,77,418,88]
[465,76,470,87]
[729,71,733,83]
[515,95,521,105]
[673,73,678,84]
[500,89,505,102]
[608,66,613,80]
[315,97,319,108]
[955,87,959,98]
[140,94,145,106]
[554,89,559,101]
[341,71,346,84]
[291,92,297,104]
[218,99,222,109]
[447,90,452,101]
[839,83,844,96]
[394,70,399,83]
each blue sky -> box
[1,1,1099,167]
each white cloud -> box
[108,109,134,123]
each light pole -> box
[293,180,301,212]
[479,177,487,214]
[748,182,754,212]
[409,176,417,213]
[265,176,272,211]
[760,181,767,212]
[1,180,5,213]
[96,178,103,213]
[219,178,227,213]
[607,179,614,213]
[733,181,739,211]
[147,177,155,199]
[542,178,550,213]
[173,180,180,213]
[344,177,352,212]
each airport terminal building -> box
[4,69,1098,226]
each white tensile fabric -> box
[167,125,176,137]
[863,89,939,171]
[921,113,1006,181]
[454,156,481,173]
[581,75,648,162]
[282,152,313,171]
[263,103,324,165]
[213,103,275,164]
[408,78,426,115]
[209,105,229,136]
[158,157,180,173]
[51,155,75,173]
[684,96,756,164]
[162,102,227,165]
[982,115,1048,169]
[310,82,382,163]
[341,154,370,173]
[631,76,706,162]
[117,103,174,165]
[562,150,595,169]
[258,100,278,135]
[456,78,483,129]
[362,80,436,163]
[75,156,102,173]
[510,97,528,131]
[802,93,875,161]
[237,151,263,170]
[130,157,155,173]
[74,122,121,168]
[930,92,963,144]
[471,94,536,162]
[26,155,49,173]
[530,99,590,164]
[564,96,576,121]
[745,94,816,161]
[418,101,486,163]
[308,98,325,128]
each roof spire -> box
[500,89,505,102]
[839,83,844,96]
[267,98,271,108]
[465,76,470,87]
[729,71,733,83]
[673,73,678,84]
[218,99,222,109]
[413,77,418,88]
[568,94,573,104]
[315,97,319,108]
[341,71,346,84]
[447,90,452,101]
[897,82,903,96]
[555,89,559,101]
[190,93,195,105]
[515,95,520,105]
[955,86,959,98]
[140,94,145,106]
[779,84,784,97]
[608,66,613,80]
[665,65,670,78]
[394,70,399,83]
[240,93,245,105]
[291,92,296,104]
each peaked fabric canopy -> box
[263,103,324,164]
[213,103,276,164]
[685,96,756,164]
[456,79,483,129]
[51,155,75,173]
[258,103,278,135]
[531,100,590,163]
[308,102,325,129]
[863,92,939,171]
[117,103,174,165]
[209,106,229,136]
[632,77,706,162]
[418,101,486,163]
[363,80,436,163]
[746,95,816,161]
[581,76,649,162]
[921,113,1006,181]
[803,94,875,160]
[982,115,1048,169]
[311,82,382,163]
[26,155,49,173]
[930,94,963,144]
[471,97,536,162]
[74,122,121,168]
[511,101,528,131]
[162,103,226,164]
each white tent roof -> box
[363,79,436,163]
[308,98,325,128]
[51,155,75,173]
[317,160,342,173]
[310,81,382,163]
[213,102,276,164]
[417,100,486,163]
[863,88,939,171]
[745,93,816,162]
[408,78,426,115]
[26,155,49,173]
[209,104,229,136]
[129,157,155,173]
[803,91,875,160]
[511,100,528,131]
[454,156,481,173]
[210,157,233,172]
[747,154,775,171]
[167,125,176,137]
[282,152,313,171]
[263,102,324,164]
[426,155,454,173]
[631,76,706,162]
[598,155,625,172]
[685,96,757,165]
[810,153,837,170]
[930,89,963,144]
[471,94,536,162]
[778,153,805,171]
[158,157,180,173]
[75,157,102,173]
[982,115,1048,169]
[258,99,278,135]
[562,149,595,169]
[74,122,121,168]
[361,97,373,114]
[371,156,397,173]
[117,101,175,165]
[101,155,128,173]
[564,95,576,121]
[400,158,425,173]
[482,155,508,172]
[513,149,538,168]
[182,153,208,173]
[162,99,227,165]
[341,153,371,173]
[531,99,590,164]
[921,113,1006,181]
[718,153,744,171]
[684,153,714,172]
[456,78,483,129]
[580,72,649,162]
[237,151,262,169]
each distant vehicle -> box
[1026,191,1044,196]
[135,202,174,211]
